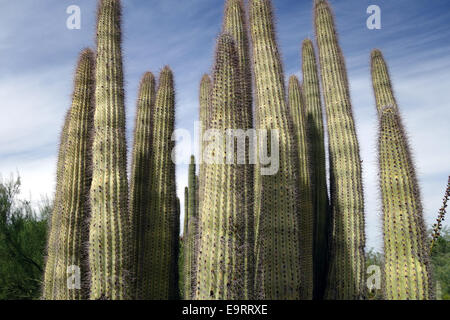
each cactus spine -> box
[145,66,177,299]
[129,72,156,299]
[195,34,253,300]
[314,0,365,299]
[249,0,301,299]
[302,39,330,299]
[288,76,314,300]
[223,0,254,297]
[184,156,197,299]
[89,0,131,300]
[378,106,433,300]
[43,108,71,299]
[43,49,95,300]
[371,49,398,114]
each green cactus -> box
[43,49,95,300]
[195,34,254,300]
[302,38,330,300]
[42,108,71,300]
[378,106,433,300]
[170,197,181,300]
[249,0,301,299]
[314,0,365,299]
[223,0,253,130]
[222,0,254,298]
[184,156,197,299]
[288,76,314,300]
[144,66,177,299]
[371,49,398,114]
[129,72,156,299]
[89,0,132,300]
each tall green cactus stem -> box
[145,66,177,299]
[44,49,95,300]
[223,0,253,130]
[182,186,189,299]
[184,156,197,299]
[302,39,330,299]
[129,72,156,299]
[170,197,181,300]
[371,49,398,114]
[43,106,72,299]
[249,0,301,299]
[195,34,254,300]
[378,106,433,300]
[288,76,314,300]
[314,0,365,299]
[223,1,254,294]
[89,0,131,300]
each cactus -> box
[302,38,330,300]
[288,76,314,300]
[42,108,71,299]
[371,49,398,114]
[43,49,95,300]
[129,72,156,299]
[378,106,433,300]
[144,66,177,299]
[249,0,301,299]
[89,0,131,300]
[184,156,197,299]
[222,0,254,297]
[314,0,365,299]
[223,0,253,130]
[169,197,181,300]
[195,34,254,300]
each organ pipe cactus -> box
[314,0,365,299]
[195,34,254,300]
[129,72,156,299]
[249,0,301,300]
[42,108,71,299]
[89,0,132,300]
[371,49,398,114]
[145,66,177,299]
[223,0,254,297]
[288,76,314,300]
[43,49,95,300]
[378,106,433,300]
[184,156,197,299]
[302,39,330,300]
[170,197,181,300]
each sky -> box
[0,0,449,251]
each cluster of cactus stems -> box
[373,50,433,300]
[42,0,437,300]
[314,0,366,300]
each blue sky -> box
[0,0,449,251]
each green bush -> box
[0,176,49,300]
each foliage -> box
[0,176,49,300]
[431,227,450,300]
